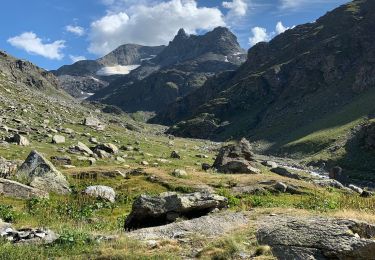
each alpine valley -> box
[0,0,374,259]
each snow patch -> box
[96,65,140,76]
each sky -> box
[0,0,349,70]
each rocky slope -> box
[90,27,247,112]
[152,0,375,181]
[52,44,165,98]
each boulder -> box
[83,117,101,127]
[270,167,301,180]
[257,216,375,260]
[16,150,71,195]
[313,179,345,189]
[125,192,228,230]
[8,134,29,146]
[52,135,65,144]
[94,143,119,154]
[261,161,278,168]
[83,185,116,203]
[94,149,111,159]
[73,142,93,155]
[172,169,188,178]
[213,138,259,174]
[0,178,48,199]
[273,182,287,193]
[348,184,363,194]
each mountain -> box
[90,27,247,112]
[52,44,165,98]
[152,0,375,181]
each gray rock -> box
[0,157,18,178]
[172,169,187,178]
[274,182,287,193]
[9,134,29,146]
[94,143,119,154]
[0,224,58,244]
[50,156,72,166]
[0,178,48,199]
[271,167,301,180]
[73,142,93,155]
[257,216,375,260]
[94,149,111,159]
[84,185,116,203]
[83,117,101,127]
[128,212,249,241]
[348,184,363,194]
[125,192,228,230]
[16,150,71,195]
[313,179,345,189]
[52,135,65,144]
[213,138,259,174]
[261,161,278,168]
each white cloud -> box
[280,0,345,10]
[223,0,248,17]
[275,21,289,34]
[65,25,85,36]
[249,21,290,46]
[249,27,271,46]
[69,55,87,63]
[7,32,65,60]
[88,0,226,55]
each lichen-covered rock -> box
[16,150,71,195]
[72,142,93,155]
[257,216,375,260]
[213,138,259,174]
[125,192,228,230]
[0,157,18,178]
[52,135,65,144]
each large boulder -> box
[257,216,375,260]
[213,138,259,174]
[8,134,29,146]
[83,185,116,202]
[83,116,101,127]
[16,150,71,195]
[125,192,228,230]
[0,178,48,199]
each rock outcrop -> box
[128,212,249,241]
[16,150,71,195]
[125,192,227,230]
[213,138,260,174]
[257,215,375,260]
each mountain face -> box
[90,27,246,112]
[151,0,375,180]
[154,0,375,138]
[52,44,165,98]
[0,50,59,91]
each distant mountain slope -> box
[52,44,165,98]
[151,0,375,181]
[91,27,247,112]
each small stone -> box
[172,169,187,178]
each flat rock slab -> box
[128,211,250,241]
[0,178,48,199]
[257,215,375,260]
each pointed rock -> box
[16,150,71,195]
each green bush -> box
[0,204,17,222]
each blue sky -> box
[0,0,348,70]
